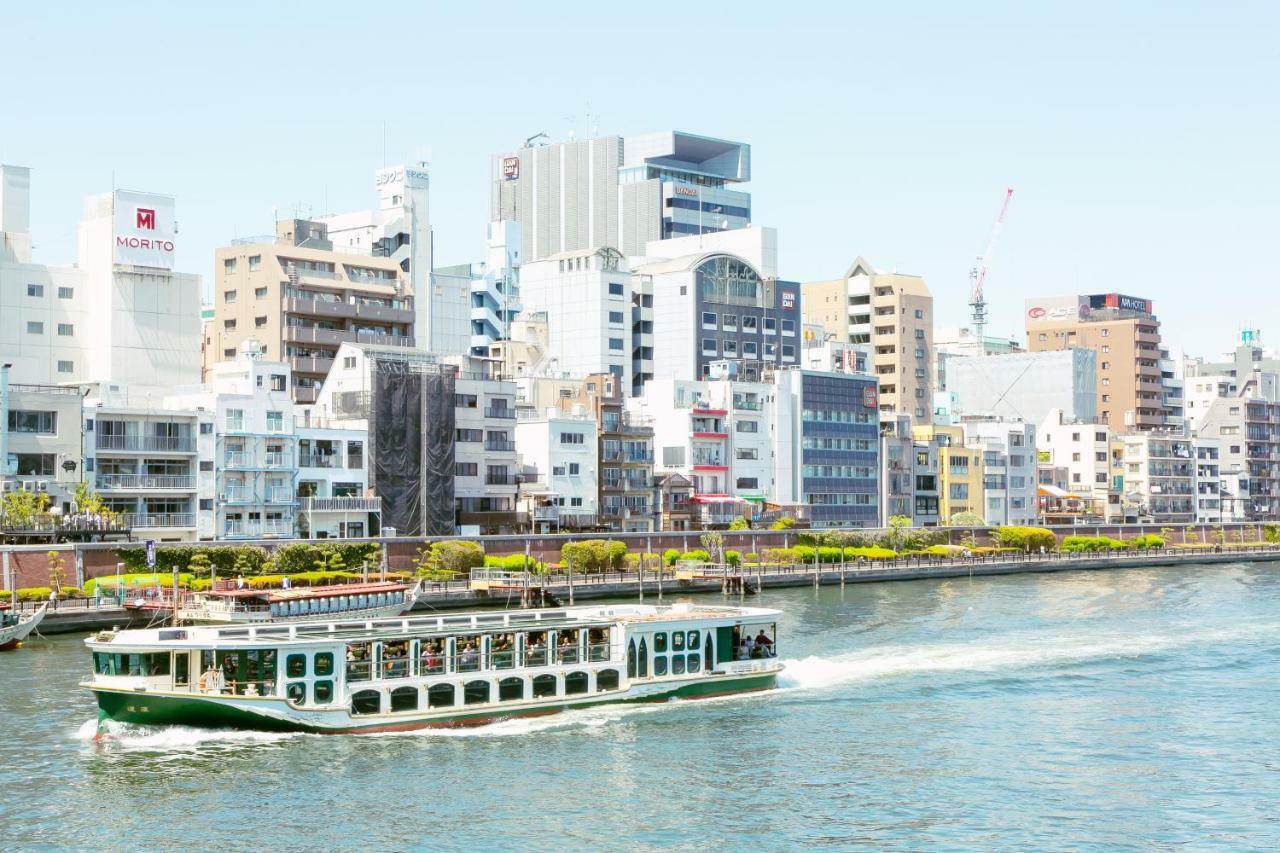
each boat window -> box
[419,639,446,674]
[687,631,700,650]
[428,683,455,708]
[672,631,684,651]
[653,656,668,676]
[556,629,580,664]
[524,632,549,667]
[499,676,524,701]
[464,680,491,705]
[532,674,558,698]
[654,632,667,653]
[491,634,517,669]
[347,643,373,681]
[688,653,700,672]
[382,640,410,679]
[93,652,109,674]
[597,669,620,692]
[564,672,588,695]
[286,654,307,678]
[455,636,482,673]
[638,638,648,677]
[315,653,334,677]
[287,682,306,704]
[314,680,333,703]
[587,628,609,662]
[390,686,419,712]
[351,689,381,715]
[672,655,686,675]
[627,641,637,678]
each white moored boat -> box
[83,603,783,733]
[176,581,420,624]
[0,602,48,651]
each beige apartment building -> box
[206,219,414,403]
[803,257,933,421]
[1024,293,1167,431]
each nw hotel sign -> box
[113,190,176,270]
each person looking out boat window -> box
[754,631,774,657]
[742,635,755,659]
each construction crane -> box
[969,187,1014,353]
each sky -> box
[2,1,1277,358]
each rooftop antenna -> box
[969,187,1014,355]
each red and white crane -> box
[969,187,1014,352]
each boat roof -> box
[85,603,783,649]
[200,581,407,603]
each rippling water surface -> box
[3,562,1279,850]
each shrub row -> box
[992,526,1057,552]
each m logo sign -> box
[136,208,157,230]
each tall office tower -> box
[1024,293,1167,431]
[804,257,934,422]
[490,131,751,261]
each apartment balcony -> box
[96,474,196,491]
[293,386,319,403]
[733,396,763,411]
[265,487,297,504]
[283,325,414,349]
[1135,329,1161,345]
[484,439,516,452]
[284,295,357,320]
[302,496,382,513]
[457,511,527,529]
[223,452,256,469]
[289,355,335,376]
[96,435,195,453]
[122,512,196,529]
[484,407,516,419]
[355,301,414,325]
[601,449,623,462]
[622,452,654,465]
[224,519,294,538]
[298,454,340,469]
[221,488,254,504]
[264,452,289,469]
[602,477,625,492]
[533,505,560,522]
[484,474,518,486]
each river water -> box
[2,562,1278,850]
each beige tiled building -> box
[1024,293,1167,431]
[206,219,415,403]
[803,257,933,422]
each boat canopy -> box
[201,581,408,604]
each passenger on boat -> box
[740,635,755,659]
[282,575,292,590]
[459,642,479,671]
[754,631,775,657]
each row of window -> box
[24,321,74,336]
[347,670,622,715]
[800,437,876,451]
[701,339,796,359]
[701,312,795,334]
[24,284,75,299]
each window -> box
[57,360,73,374]
[199,498,214,511]
[225,409,245,430]
[270,374,286,392]
[248,255,261,271]
[654,632,667,653]
[742,316,758,332]
[286,654,307,678]
[224,289,237,302]
[26,321,43,334]
[224,258,237,274]
[914,328,925,339]
[266,411,284,432]
[702,311,717,328]
[255,316,268,328]
[608,282,624,296]
[456,428,482,442]
[455,462,478,477]
[782,345,796,360]
[454,394,478,408]
[223,348,236,358]
[200,422,213,435]
[560,432,584,445]
[722,340,737,355]
[781,320,795,335]
[1101,361,1110,370]
[653,656,668,676]
[608,338,624,351]
[736,420,759,433]
[8,411,57,434]
[736,447,758,460]
[57,286,73,299]
[723,314,738,330]
[27,283,43,297]
[764,318,777,334]
[568,463,580,476]
[743,341,758,357]
[56,323,73,336]
[702,338,718,355]
[1101,329,1109,337]
[736,477,759,489]
[199,460,214,472]
[608,311,624,324]
[223,319,236,330]
[914,309,924,319]
[14,453,55,475]
[255,286,268,298]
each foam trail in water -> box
[776,622,1275,692]
[75,717,297,750]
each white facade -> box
[517,247,633,389]
[1037,408,1122,522]
[468,220,522,354]
[947,349,1097,424]
[0,166,202,393]
[1119,434,1196,524]
[962,420,1038,526]
[515,411,599,525]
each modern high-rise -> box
[1025,293,1167,431]
[1,165,202,393]
[803,257,934,422]
[490,131,751,261]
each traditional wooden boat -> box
[0,602,48,651]
[83,603,782,733]
[176,581,420,625]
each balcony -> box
[264,452,289,469]
[457,511,527,529]
[289,355,335,376]
[484,407,516,419]
[298,454,339,469]
[284,326,414,349]
[223,452,255,468]
[733,396,763,411]
[122,512,196,529]
[265,487,296,504]
[96,474,196,491]
[302,496,381,513]
[293,386,319,403]
[284,295,357,320]
[484,474,518,486]
[224,519,294,538]
[484,439,516,452]
[355,301,414,324]
[96,435,195,453]
[622,452,654,464]
[602,477,624,491]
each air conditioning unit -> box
[36,480,49,493]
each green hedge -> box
[1061,535,1129,552]
[83,573,194,596]
[115,545,268,576]
[271,542,383,574]
[993,526,1057,552]
[12,586,81,601]
[484,554,548,573]
[561,540,627,572]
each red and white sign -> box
[113,190,175,270]
[502,157,520,180]
[673,185,699,197]
[863,386,878,408]
[781,291,796,310]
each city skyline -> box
[3,2,1277,356]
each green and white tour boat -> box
[83,603,783,733]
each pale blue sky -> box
[2,1,1277,356]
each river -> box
[2,561,1278,850]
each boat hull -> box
[87,670,778,734]
[0,604,47,651]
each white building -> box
[0,165,202,393]
[1119,434,1196,524]
[961,419,1038,526]
[947,349,1097,424]
[515,410,599,530]
[1037,408,1123,522]
[466,220,522,354]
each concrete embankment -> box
[26,546,1280,636]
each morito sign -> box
[113,190,176,270]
